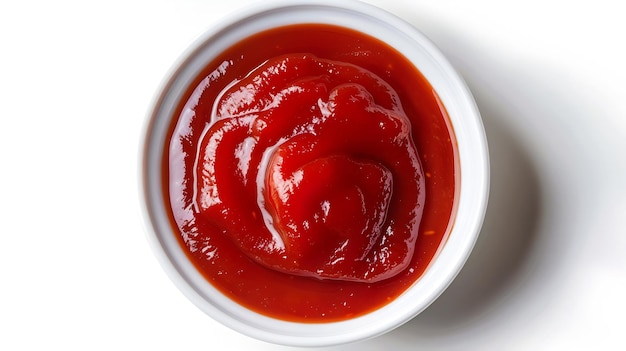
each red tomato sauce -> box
[164,24,458,322]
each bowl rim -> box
[139,0,489,347]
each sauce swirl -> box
[165,24,457,321]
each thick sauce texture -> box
[165,24,457,322]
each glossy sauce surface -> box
[165,24,457,322]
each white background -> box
[1,0,625,350]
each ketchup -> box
[165,24,457,322]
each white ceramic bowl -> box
[140,0,489,347]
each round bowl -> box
[140,0,489,347]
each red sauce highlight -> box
[164,24,457,322]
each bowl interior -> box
[141,0,488,347]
